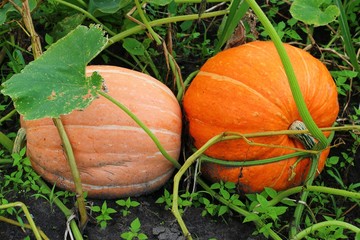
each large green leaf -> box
[290,0,339,26]
[1,25,108,120]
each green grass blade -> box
[334,0,360,74]
[214,0,249,53]
[0,131,13,152]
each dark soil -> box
[0,183,266,240]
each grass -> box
[0,0,359,239]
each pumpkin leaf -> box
[88,0,132,17]
[290,0,340,26]
[1,25,108,120]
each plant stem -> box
[97,91,181,169]
[52,118,88,229]
[293,220,360,240]
[200,151,309,166]
[168,53,183,100]
[172,134,226,239]
[0,109,17,124]
[54,0,116,36]
[172,133,283,240]
[107,10,229,48]
[35,178,83,240]
[21,0,42,59]
[134,0,162,45]
[177,70,198,101]
[334,0,360,74]
[0,131,13,152]
[0,216,49,240]
[19,0,89,231]
[267,185,360,207]
[244,1,334,238]
[73,0,87,8]
[0,202,42,240]
[245,0,328,150]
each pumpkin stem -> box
[289,120,316,150]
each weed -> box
[156,188,200,215]
[331,70,358,97]
[245,190,288,226]
[155,189,173,211]
[200,181,245,217]
[3,147,41,194]
[91,201,117,229]
[31,183,75,211]
[120,217,148,240]
[116,197,140,217]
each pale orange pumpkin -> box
[22,65,182,198]
[183,41,339,193]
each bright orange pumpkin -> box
[183,41,339,193]
[22,65,182,198]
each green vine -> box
[0,202,42,240]
[97,91,182,169]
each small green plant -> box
[156,189,173,210]
[199,181,245,217]
[3,147,41,194]
[120,217,148,240]
[31,184,59,212]
[91,201,117,229]
[244,189,288,237]
[156,189,199,215]
[116,197,140,216]
[31,183,75,211]
[331,70,358,96]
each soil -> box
[0,181,266,240]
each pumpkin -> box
[22,65,182,198]
[183,41,339,193]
